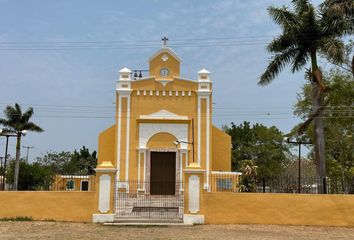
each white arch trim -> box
[139,123,188,149]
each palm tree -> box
[0,103,43,190]
[259,0,353,193]
[321,0,354,75]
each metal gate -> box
[115,181,184,220]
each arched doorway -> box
[147,132,178,195]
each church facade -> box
[93,43,232,223]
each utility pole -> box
[1,130,16,191]
[23,146,34,162]
[285,137,312,194]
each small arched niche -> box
[146,132,178,149]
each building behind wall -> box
[94,42,233,223]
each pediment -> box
[140,109,188,120]
[148,47,182,63]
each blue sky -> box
[0,0,324,160]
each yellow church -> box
[93,39,234,224]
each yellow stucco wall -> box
[202,192,354,227]
[97,124,116,166]
[147,132,178,148]
[211,126,231,171]
[0,192,95,222]
[149,51,180,80]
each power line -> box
[0,35,336,51]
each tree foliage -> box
[292,70,354,179]
[6,158,53,190]
[5,146,97,190]
[224,121,291,177]
[36,146,97,175]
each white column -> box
[137,148,147,190]
[116,96,122,180]
[116,67,132,181]
[138,149,141,188]
[180,149,187,190]
[125,95,131,182]
[197,96,201,166]
[206,95,210,191]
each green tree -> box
[36,151,72,174]
[292,70,354,192]
[64,146,97,175]
[36,146,97,175]
[259,0,353,192]
[225,121,290,177]
[0,103,44,190]
[6,158,53,190]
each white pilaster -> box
[197,69,212,189]
[116,67,132,182]
[98,174,111,213]
[180,148,188,189]
[206,95,210,191]
[125,95,131,182]
[188,175,200,213]
[117,96,122,180]
[197,96,201,166]
[137,148,147,189]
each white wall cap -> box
[119,67,132,73]
[198,69,210,74]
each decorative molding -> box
[134,90,198,98]
[197,91,211,96]
[140,109,188,120]
[116,89,133,95]
[94,168,116,173]
[161,54,169,62]
[183,169,205,173]
[211,171,242,175]
[156,79,173,87]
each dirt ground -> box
[1,222,354,240]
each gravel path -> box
[1,222,354,240]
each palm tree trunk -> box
[311,50,326,194]
[13,133,21,191]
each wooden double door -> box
[150,151,176,195]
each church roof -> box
[148,47,182,63]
